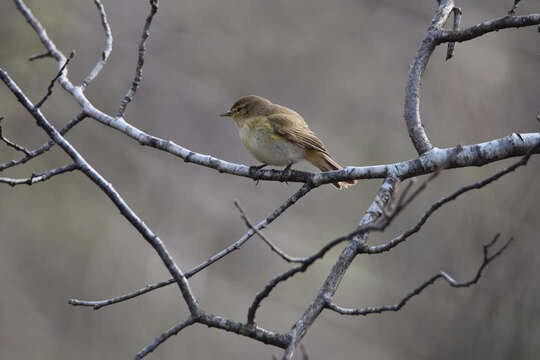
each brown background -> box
[1,0,539,359]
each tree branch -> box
[367,141,539,254]
[0,112,87,172]
[234,200,306,263]
[35,50,74,109]
[0,164,79,186]
[437,13,540,43]
[12,0,539,188]
[117,0,159,117]
[69,184,313,309]
[0,116,31,155]
[0,68,200,317]
[135,317,196,359]
[81,0,113,88]
[326,234,514,316]
[404,0,454,155]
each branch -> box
[81,0,113,88]
[0,116,31,155]
[28,50,52,61]
[0,112,87,172]
[326,234,514,316]
[437,13,540,43]
[116,0,159,117]
[404,0,454,155]
[35,50,74,109]
[0,164,79,186]
[68,184,314,309]
[367,141,539,254]
[245,152,466,327]
[0,68,200,317]
[445,7,462,60]
[13,0,539,188]
[135,317,196,359]
[234,200,305,263]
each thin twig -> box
[69,184,314,309]
[134,317,196,359]
[0,112,87,172]
[0,164,79,186]
[368,142,540,254]
[246,177,400,326]
[0,67,200,316]
[234,200,305,263]
[35,51,74,109]
[28,50,52,61]
[326,234,514,316]
[0,116,31,155]
[446,7,462,60]
[117,0,159,117]
[437,13,540,44]
[81,0,113,88]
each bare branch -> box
[234,200,305,263]
[117,0,159,117]
[327,234,514,316]
[0,112,87,172]
[13,0,539,188]
[196,312,290,349]
[368,141,539,254]
[437,13,540,44]
[28,50,52,61]
[0,164,79,186]
[135,317,196,359]
[81,0,113,88]
[35,50,74,109]
[404,0,454,155]
[0,68,200,317]
[446,7,462,60]
[0,116,31,155]
[249,178,399,347]
[69,184,313,309]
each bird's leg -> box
[250,163,267,171]
[249,164,267,187]
[281,162,294,184]
[283,163,293,172]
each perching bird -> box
[220,95,356,189]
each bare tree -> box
[1,0,539,359]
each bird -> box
[220,95,356,189]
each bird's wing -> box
[267,114,329,155]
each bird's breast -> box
[238,121,305,166]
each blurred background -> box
[1,0,539,359]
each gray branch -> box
[0,112,86,172]
[0,68,200,317]
[326,234,514,316]
[6,0,540,358]
[116,0,159,117]
[81,0,113,88]
[0,164,79,186]
[437,13,540,43]
[12,0,539,189]
[69,183,313,310]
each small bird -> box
[220,95,356,189]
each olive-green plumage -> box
[220,95,356,189]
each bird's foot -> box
[281,163,293,184]
[249,164,267,187]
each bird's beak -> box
[219,111,232,117]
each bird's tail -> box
[306,151,356,190]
